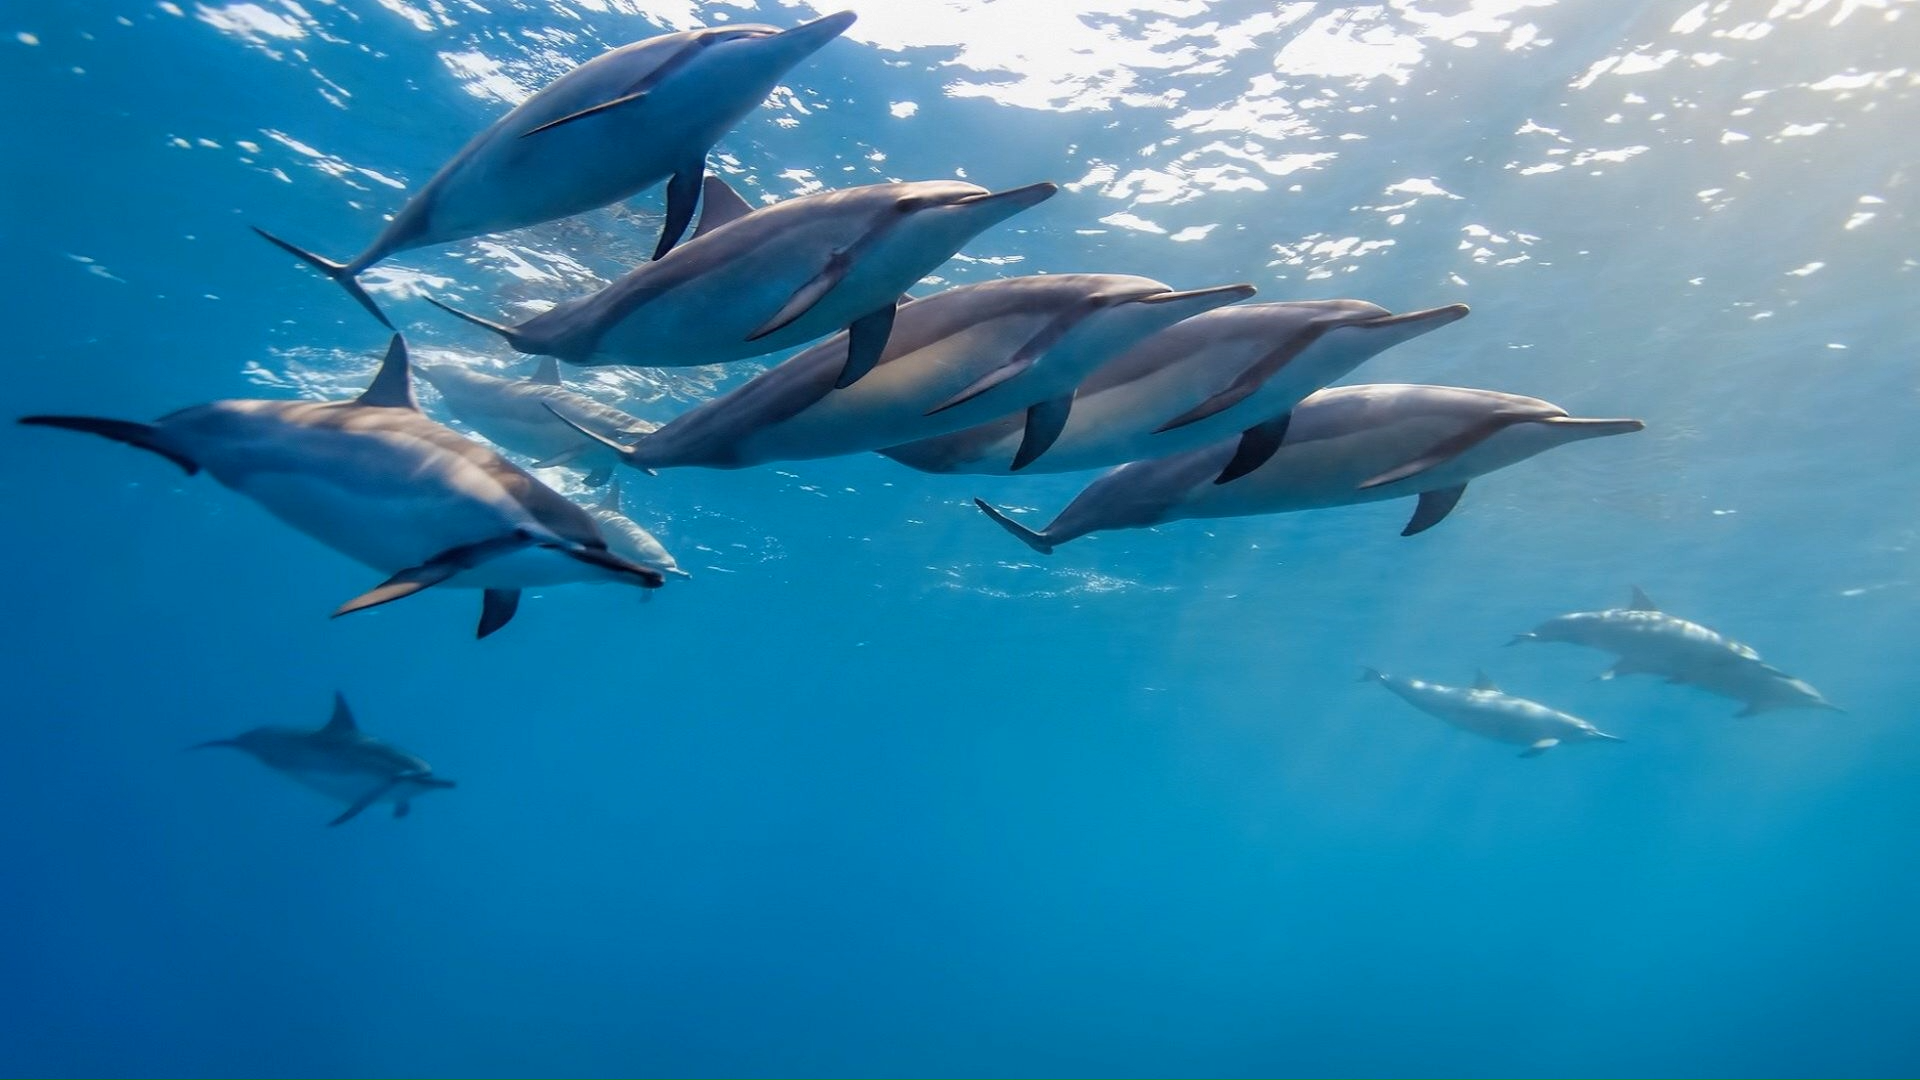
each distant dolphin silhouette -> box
[20,336,663,638]
[417,355,656,486]
[191,693,455,826]
[426,174,1056,389]
[253,12,857,326]
[1511,587,1843,717]
[974,384,1644,553]
[1361,669,1621,757]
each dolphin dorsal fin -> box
[530,356,562,386]
[1473,670,1500,692]
[322,692,360,737]
[356,335,418,410]
[1629,585,1658,611]
[598,479,623,514]
[691,174,756,240]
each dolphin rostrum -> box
[416,355,656,486]
[882,299,1469,475]
[1510,587,1842,717]
[190,693,455,826]
[254,12,857,327]
[427,175,1057,389]
[19,336,664,638]
[1360,669,1622,757]
[586,479,688,582]
[973,384,1644,553]
[551,273,1257,473]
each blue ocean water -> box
[2,0,1916,1076]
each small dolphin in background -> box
[19,336,664,639]
[428,175,1057,389]
[190,693,454,826]
[254,11,858,326]
[974,383,1643,554]
[586,479,688,582]
[417,355,656,486]
[1361,668,1621,757]
[551,273,1256,473]
[1511,587,1842,717]
[882,299,1469,475]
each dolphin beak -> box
[1135,283,1258,307]
[956,181,1059,212]
[1538,417,1647,441]
[774,10,857,56]
[1358,302,1471,333]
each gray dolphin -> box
[191,693,455,826]
[416,355,656,486]
[427,175,1057,389]
[1361,669,1621,757]
[19,336,664,638]
[882,299,1469,475]
[254,12,857,327]
[553,273,1256,473]
[974,383,1644,553]
[586,479,688,581]
[1511,587,1842,717]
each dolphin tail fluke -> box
[972,498,1054,555]
[424,296,526,349]
[18,415,200,476]
[252,227,393,330]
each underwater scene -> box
[2,0,1916,1076]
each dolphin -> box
[416,355,656,486]
[586,479,688,581]
[19,336,664,638]
[427,175,1058,389]
[553,274,1257,473]
[253,12,858,327]
[1510,587,1842,717]
[1360,668,1621,757]
[190,693,455,826]
[973,383,1644,553]
[882,299,1469,475]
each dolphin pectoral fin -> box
[836,300,899,389]
[531,446,589,469]
[928,300,1099,416]
[1011,395,1073,471]
[329,777,406,827]
[477,589,522,639]
[1519,738,1561,758]
[17,415,200,475]
[973,498,1054,556]
[1629,585,1659,611]
[252,226,392,330]
[1157,337,1316,434]
[1214,413,1293,484]
[332,534,534,620]
[924,357,1034,416]
[518,90,650,139]
[356,335,418,410]
[584,464,613,487]
[653,160,705,261]
[747,252,854,343]
[1401,483,1467,537]
[1359,415,1531,490]
[691,173,755,240]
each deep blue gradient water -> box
[3,1,1917,1076]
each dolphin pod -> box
[971,384,1646,554]
[190,693,455,825]
[255,11,858,327]
[1511,587,1842,716]
[426,175,1059,388]
[20,336,664,639]
[553,274,1258,473]
[1361,669,1622,757]
[22,8,1845,829]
